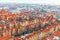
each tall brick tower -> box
[1,9,7,15]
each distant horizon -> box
[0,0,60,5]
[0,3,60,6]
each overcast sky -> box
[0,0,60,5]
